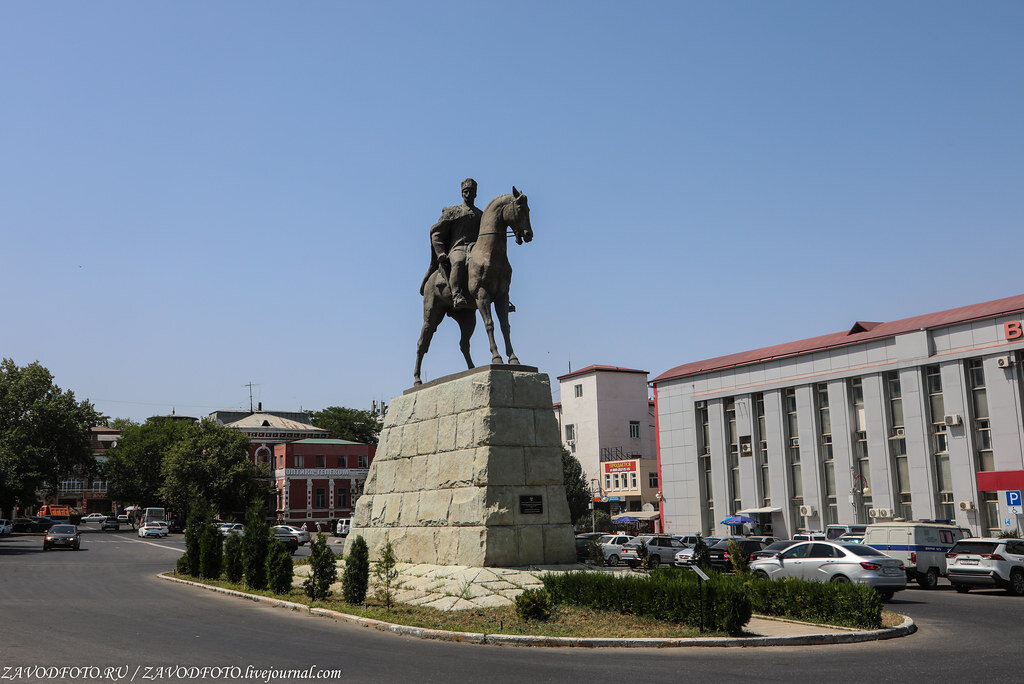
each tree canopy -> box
[561,447,591,525]
[307,406,382,445]
[105,416,195,507]
[0,359,102,512]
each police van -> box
[863,521,970,588]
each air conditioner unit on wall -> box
[997,355,1015,369]
[868,508,879,518]
[695,401,707,409]
[893,427,906,438]
[740,442,752,454]
[799,505,816,517]
[943,414,962,427]
[873,508,892,519]
[959,500,976,512]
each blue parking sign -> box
[1007,490,1022,507]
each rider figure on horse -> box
[428,178,482,310]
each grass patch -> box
[171,573,723,638]
[881,611,904,628]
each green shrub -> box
[198,522,223,579]
[241,505,271,590]
[181,499,211,577]
[691,534,711,571]
[635,539,650,570]
[514,588,552,621]
[266,540,294,595]
[727,539,750,575]
[372,541,400,609]
[342,535,369,605]
[176,554,190,576]
[588,540,605,566]
[304,532,338,601]
[542,568,752,636]
[224,533,243,583]
[744,576,882,629]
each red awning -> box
[976,470,1024,491]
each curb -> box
[158,574,916,648]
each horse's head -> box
[506,186,533,245]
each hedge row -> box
[540,570,752,636]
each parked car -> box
[12,517,55,533]
[47,515,72,524]
[334,519,351,537]
[137,523,168,538]
[707,538,770,572]
[117,515,129,525]
[837,534,864,544]
[596,534,635,566]
[43,524,81,551]
[750,541,907,601]
[218,523,245,536]
[793,532,829,542]
[278,525,309,545]
[575,536,598,562]
[271,526,300,553]
[946,538,1024,595]
[863,522,968,588]
[826,524,867,540]
[674,537,724,567]
[750,539,798,561]
[81,513,108,523]
[100,516,120,532]
[620,535,689,568]
[0,519,12,536]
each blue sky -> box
[2,2,1022,421]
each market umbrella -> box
[720,515,756,525]
[614,516,640,523]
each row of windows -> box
[283,454,368,469]
[693,356,1009,534]
[602,471,660,491]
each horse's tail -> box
[420,248,438,295]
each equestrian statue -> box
[415,178,533,385]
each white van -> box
[334,518,351,537]
[863,522,969,589]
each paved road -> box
[1,528,1020,683]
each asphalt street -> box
[1,527,1020,683]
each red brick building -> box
[272,438,374,526]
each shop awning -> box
[613,511,661,521]
[736,506,782,515]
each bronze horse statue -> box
[414,187,533,385]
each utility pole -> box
[244,382,258,413]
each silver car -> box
[750,541,907,601]
[596,534,634,566]
[673,537,723,567]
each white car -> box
[218,523,245,536]
[750,541,907,601]
[81,513,108,523]
[0,519,12,536]
[138,522,168,538]
[279,525,310,544]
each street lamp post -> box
[590,478,599,533]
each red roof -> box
[653,293,1024,385]
[557,364,648,381]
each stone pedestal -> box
[345,365,576,566]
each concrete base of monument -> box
[345,365,576,567]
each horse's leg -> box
[474,290,502,365]
[455,310,476,369]
[414,294,447,385]
[494,292,519,365]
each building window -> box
[336,487,349,508]
[316,455,326,468]
[629,421,641,439]
[565,424,575,441]
[925,365,954,520]
[358,454,368,468]
[630,472,638,489]
[967,359,993,472]
[649,472,658,488]
[696,403,713,530]
[754,393,770,507]
[604,473,611,491]
[574,384,583,398]
[338,455,346,468]
[982,491,1000,536]
[885,371,910,520]
[294,454,304,468]
[725,398,741,515]
[315,488,326,508]
[816,383,837,525]
[613,473,620,489]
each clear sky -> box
[2,2,1022,422]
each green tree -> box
[560,448,590,524]
[224,532,244,583]
[342,535,370,605]
[104,417,138,431]
[105,417,193,508]
[0,359,103,513]
[304,532,338,601]
[692,533,712,572]
[266,540,294,595]
[307,406,382,445]
[372,541,400,610]
[160,418,267,518]
[242,501,271,590]
[199,521,224,579]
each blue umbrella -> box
[720,515,756,525]
[615,516,640,523]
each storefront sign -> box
[603,461,637,474]
[276,468,368,478]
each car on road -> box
[750,541,907,601]
[218,523,245,536]
[12,517,55,533]
[43,524,81,551]
[946,537,1024,595]
[596,534,635,566]
[138,523,168,538]
[620,535,688,569]
[673,537,723,567]
[863,522,967,589]
[101,516,120,531]
[81,513,108,523]
[334,518,351,537]
[277,525,309,545]
[0,519,12,536]
[271,526,300,553]
[574,535,598,562]
[793,532,829,542]
[117,515,129,525]
[826,524,867,540]
[707,538,770,572]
